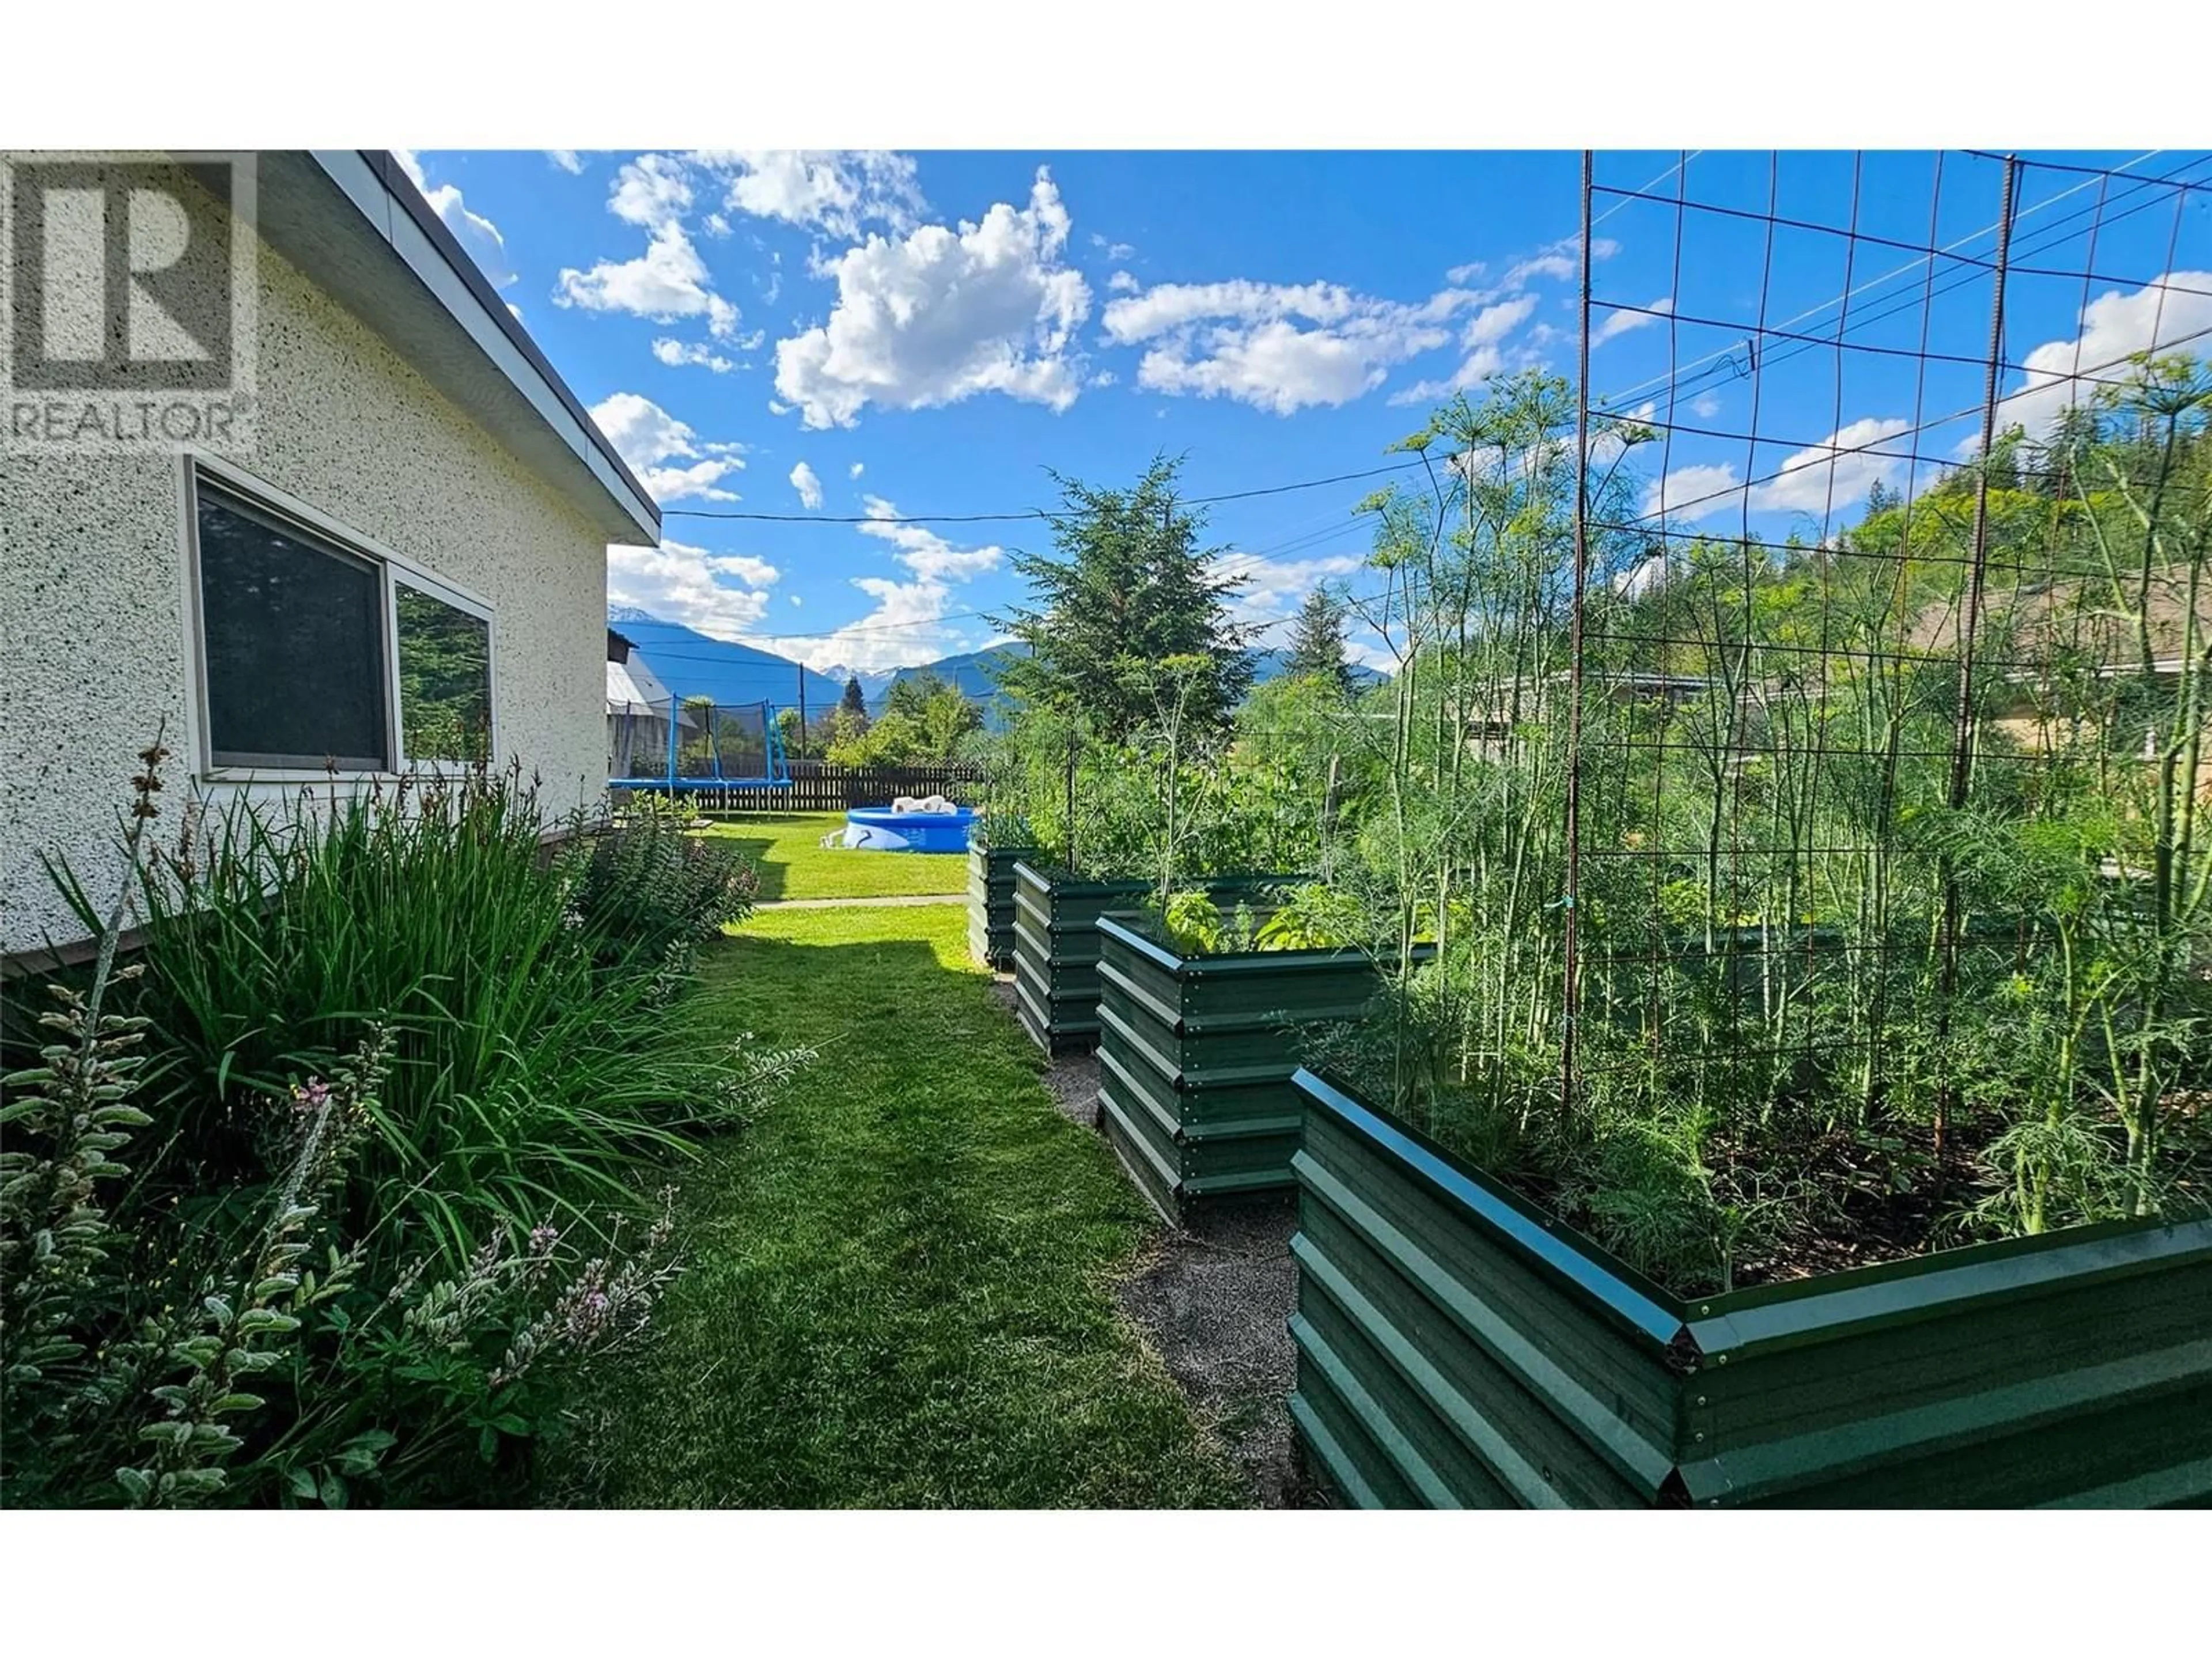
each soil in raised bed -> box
[1441,1099,2211,1300]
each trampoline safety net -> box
[609,696,788,787]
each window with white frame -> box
[190,467,494,774]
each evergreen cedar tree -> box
[881,670,950,722]
[1284,586,1357,697]
[997,455,1255,738]
[838,676,868,722]
[822,670,983,767]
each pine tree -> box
[996,454,1253,735]
[1283,586,1355,696]
[838,676,869,725]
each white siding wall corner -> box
[1,175,609,958]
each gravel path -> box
[1116,1196,1316,1507]
[987,972,1317,1507]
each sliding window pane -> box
[396,584,492,764]
[196,486,388,770]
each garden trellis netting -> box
[609,694,790,791]
[1336,149,2209,1287]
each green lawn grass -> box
[700,813,968,901]
[573,903,1244,1508]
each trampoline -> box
[609,694,789,791]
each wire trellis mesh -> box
[1553,149,2209,1243]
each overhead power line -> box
[1592,148,2206,416]
[659,457,1449,527]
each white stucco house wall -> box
[1,150,660,963]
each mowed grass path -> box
[700,813,967,900]
[581,903,1244,1507]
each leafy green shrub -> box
[578,794,759,968]
[1157,889,1227,955]
[1255,883,1362,951]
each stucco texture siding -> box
[2,180,610,957]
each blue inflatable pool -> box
[842,805,976,854]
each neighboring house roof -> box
[607,658,663,715]
[247,151,659,546]
[608,652,698,726]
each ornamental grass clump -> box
[46,763,758,1269]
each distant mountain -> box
[818,664,902,707]
[861,639,1380,722]
[607,612,846,713]
[1246,646,1385,690]
[875,644,1028,717]
[607,608,1387,729]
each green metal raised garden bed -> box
[967,843,1035,970]
[1094,914,1402,1221]
[1287,1069,2212,1509]
[1009,863,1294,1055]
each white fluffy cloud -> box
[1499,236,1615,291]
[1464,294,1540,349]
[1343,637,1399,673]
[1637,415,1911,522]
[790,461,824,510]
[556,221,741,339]
[849,461,865,479]
[609,154,692,232]
[395,151,514,288]
[1639,461,1746,521]
[745,499,1005,671]
[652,338,738,373]
[1142,320,1438,415]
[1594,295,1673,346]
[1109,280,1474,415]
[697,151,926,240]
[1990,271,2212,450]
[1104,279,1364,342]
[607,538,776,639]
[555,155,743,340]
[1387,296,1547,405]
[772,169,1092,429]
[1118,233,1592,417]
[1755,415,1911,514]
[858,497,1001,581]
[588,391,746,503]
[1108,270,1140,294]
[1214,551,1365,630]
[708,552,779,586]
[546,150,584,175]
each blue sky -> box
[396,149,2212,674]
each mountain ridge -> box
[609,608,1383,719]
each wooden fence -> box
[615,760,984,816]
